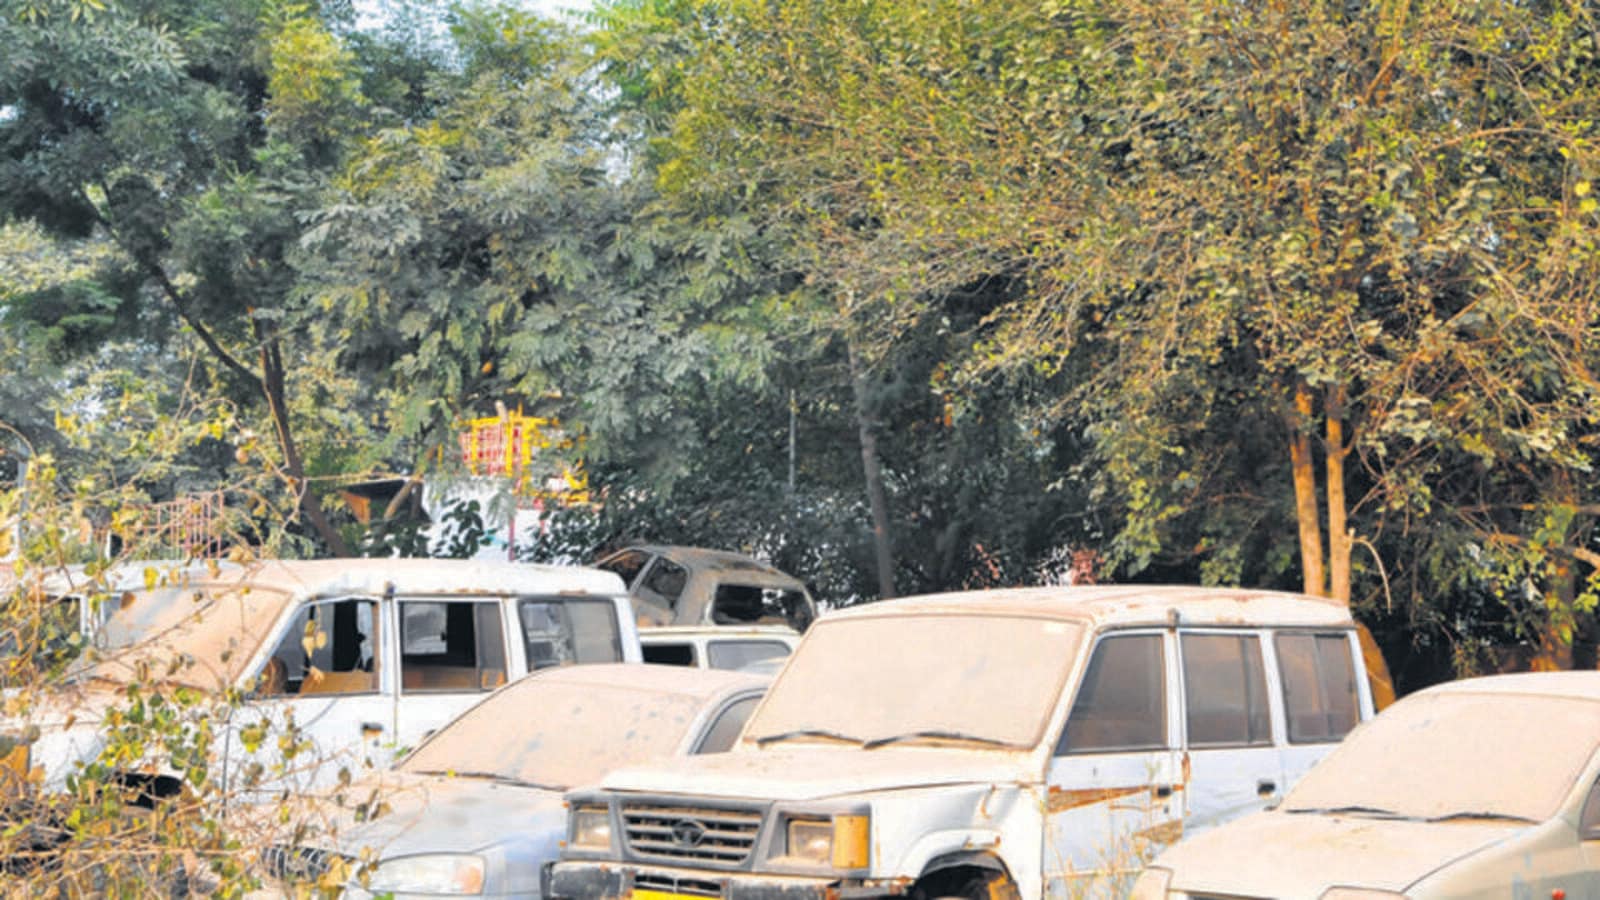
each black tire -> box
[915,868,1018,900]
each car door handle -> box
[1257,779,1277,796]
[1155,785,1173,798]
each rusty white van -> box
[550,585,1376,899]
[1,558,636,805]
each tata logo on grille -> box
[671,819,708,848]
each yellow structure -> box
[457,410,590,507]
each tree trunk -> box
[260,334,352,557]
[1325,385,1352,604]
[1292,381,1396,708]
[1289,382,1326,597]
[848,340,896,600]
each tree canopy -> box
[5,0,1600,686]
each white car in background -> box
[261,664,768,898]
[639,626,799,672]
[1133,671,1600,900]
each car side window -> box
[1181,633,1272,747]
[642,642,697,666]
[706,640,791,671]
[696,696,761,754]
[259,598,378,696]
[399,600,507,692]
[1058,633,1167,754]
[517,598,623,669]
[597,550,650,588]
[1581,778,1600,838]
[640,559,688,609]
[1275,632,1359,743]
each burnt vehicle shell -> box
[594,546,817,632]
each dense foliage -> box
[4,0,1599,688]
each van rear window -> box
[1276,632,1359,743]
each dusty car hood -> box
[1159,810,1526,896]
[600,747,1036,801]
[298,772,568,859]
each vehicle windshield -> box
[744,613,1083,749]
[399,677,707,789]
[69,584,290,691]
[1283,691,1600,822]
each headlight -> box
[365,853,485,895]
[1129,866,1172,899]
[1321,890,1410,900]
[787,818,833,864]
[785,814,869,869]
[569,805,613,851]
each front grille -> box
[620,803,763,866]
[261,843,347,883]
[634,872,724,897]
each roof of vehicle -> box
[638,625,802,642]
[825,584,1354,630]
[197,557,626,598]
[1418,670,1600,701]
[613,545,807,585]
[515,661,770,699]
[80,558,627,690]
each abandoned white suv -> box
[551,585,1376,899]
[3,558,636,805]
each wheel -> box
[914,868,1020,900]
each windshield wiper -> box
[861,730,1020,750]
[753,728,866,747]
[1425,810,1538,824]
[1285,804,1415,820]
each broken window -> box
[1059,634,1167,754]
[639,559,688,609]
[596,550,651,588]
[517,597,622,670]
[711,585,812,630]
[706,639,790,671]
[260,598,378,696]
[1181,633,1271,747]
[399,600,507,692]
[642,642,696,666]
[1276,632,1359,743]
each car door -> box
[1176,629,1283,834]
[225,596,394,802]
[1045,630,1182,897]
[390,595,511,752]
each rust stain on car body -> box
[1046,785,1178,813]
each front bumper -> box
[548,861,901,900]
